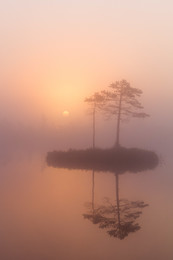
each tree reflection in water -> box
[83,171,148,240]
[47,147,158,239]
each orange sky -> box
[0,0,173,150]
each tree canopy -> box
[102,79,149,147]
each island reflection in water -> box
[47,147,159,240]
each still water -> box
[0,153,173,260]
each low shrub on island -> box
[46,147,159,173]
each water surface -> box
[0,153,173,260]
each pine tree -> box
[102,79,149,147]
[85,92,106,148]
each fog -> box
[0,2,173,259]
[1,1,173,159]
[0,87,172,159]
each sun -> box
[62,110,70,117]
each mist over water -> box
[1,1,173,259]
[1,152,173,260]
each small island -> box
[47,146,159,173]
[47,80,159,174]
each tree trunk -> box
[115,88,123,148]
[115,114,120,148]
[93,104,96,149]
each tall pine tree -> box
[102,80,149,147]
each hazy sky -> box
[1,0,173,152]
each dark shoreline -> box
[46,147,159,174]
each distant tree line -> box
[85,79,149,149]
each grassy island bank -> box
[47,147,159,173]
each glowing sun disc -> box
[63,110,70,117]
